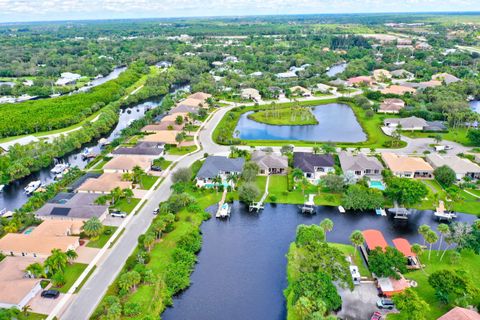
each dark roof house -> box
[196,156,245,179]
[35,193,109,221]
[293,152,335,173]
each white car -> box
[110,211,127,218]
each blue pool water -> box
[369,180,386,191]
[23,227,35,235]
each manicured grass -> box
[86,226,118,248]
[394,250,480,320]
[402,128,473,146]
[111,198,141,214]
[52,263,88,293]
[451,190,480,215]
[248,107,318,125]
[329,243,371,277]
[153,158,172,170]
[140,174,159,190]
[17,313,47,320]
[255,176,267,201]
[167,145,197,155]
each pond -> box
[326,62,348,77]
[471,100,480,114]
[235,103,366,143]
[162,203,476,320]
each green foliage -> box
[428,269,479,305]
[392,288,430,320]
[241,161,259,182]
[172,167,193,184]
[238,182,260,204]
[434,165,457,187]
[295,224,325,247]
[322,174,345,193]
[341,184,384,210]
[385,177,428,206]
[82,217,104,240]
[368,247,407,279]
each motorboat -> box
[51,163,69,175]
[24,180,41,195]
[0,184,4,192]
[216,203,231,218]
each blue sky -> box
[0,0,479,23]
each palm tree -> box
[212,175,222,192]
[82,217,104,240]
[44,249,68,276]
[4,221,18,233]
[143,232,155,252]
[22,305,32,316]
[436,224,450,253]
[123,188,134,204]
[300,177,309,195]
[65,249,78,264]
[349,230,364,257]
[418,224,431,247]
[312,146,321,154]
[132,165,144,188]
[291,168,304,189]
[425,230,439,260]
[319,219,334,241]
[110,187,124,205]
[226,174,239,190]
[152,220,166,240]
[440,233,454,261]
[411,243,424,272]
[25,262,45,278]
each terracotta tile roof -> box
[103,155,151,172]
[381,153,433,173]
[392,238,415,257]
[380,85,416,95]
[363,229,388,251]
[141,130,182,145]
[77,173,132,193]
[437,307,480,320]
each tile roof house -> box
[196,156,245,188]
[392,238,421,270]
[380,85,416,95]
[169,104,200,115]
[35,193,109,222]
[0,220,82,258]
[384,116,428,131]
[338,151,383,178]
[378,98,405,114]
[347,76,374,87]
[103,155,152,173]
[289,86,312,97]
[161,113,189,122]
[293,152,335,181]
[0,256,44,309]
[376,275,411,297]
[426,153,480,180]
[76,173,132,194]
[141,130,184,145]
[432,73,461,85]
[187,92,212,102]
[373,69,392,82]
[241,88,262,102]
[251,151,288,175]
[142,121,184,132]
[381,152,433,179]
[391,69,414,79]
[437,307,480,320]
[111,141,165,157]
[363,229,388,252]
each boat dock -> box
[434,200,457,221]
[216,189,230,218]
[300,194,316,214]
[249,175,270,212]
[388,202,411,220]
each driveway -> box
[30,292,67,315]
[76,246,101,264]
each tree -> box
[118,270,141,292]
[65,249,78,264]
[319,219,334,241]
[280,144,294,155]
[172,167,192,184]
[26,262,45,278]
[44,249,68,276]
[175,115,183,125]
[21,305,32,317]
[392,288,430,320]
[82,217,104,240]
[425,230,438,260]
[385,177,428,206]
[51,272,66,287]
[238,183,260,204]
[123,188,134,204]
[296,224,325,246]
[175,132,185,145]
[467,129,480,146]
[437,224,450,252]
[368,247,407,279]
[418,224,431,247]
[349,230,364,257]
[322,174,345,193]
[434,165,456,187]
[428,269,478,305]
[342,184,384,211]
[132,165,144,187]
[241,161,259,182]
[291,168,304,182]
[226,173,239,190]
[110,187,124,205]
[321,142,336,154]
[143,232,155,252]
[411,244,424,271]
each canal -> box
[162,202,476,320]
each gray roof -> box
[112,145,164,156]
[251,151,288,170]
[384,116,427,129]
[426,153,480,174]
[338,151,383,173]
[424,121,447,131]
[293,152,335,172]
[36,193,108,219]
[197,156,245,179]
[169,104,198,114]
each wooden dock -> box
[216,189,230,218]
[249,175,269,212]
[300,194,315,214]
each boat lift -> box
[434,200,457,221]
[300,194,316,214]
[388,202,411,220]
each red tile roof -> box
[437,307,480,320]
[363,229,388,251]
[392,238,415,257]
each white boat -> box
[216,203,231,218]
[0,184,4,192]
[338,206,345,213]
[24,180,41,195]
[51,163,69,175]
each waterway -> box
[76,66,127,93]
[235,103,366,143]
[162,202,476,320]
[326,62,348,77]
[0,98,161,211]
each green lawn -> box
[52,263,88,293]
[329,243,371,277]
[111,198,141,214]
[86,226,118,248]
[248,107,318,125]
[167,145,197,155]
[255,176,267,201]
[390,250,480,320]
[140,174,159,190]
[152,158,172,170]
[17,313,47,320]
[402,128,473,146]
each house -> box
[196,156,245,188]
[432,73,461,85]
[156,61,172,68]
[0,220,82,258]
[289,86,312,97]
[0,257,44,309]
[347,76,374,87]
[329,78,348,87]
[35,193,109,222]
[141,130,185,145]
[55,72,81,86]
[391,69,414,79]
[362,229,388,253]
[76,173,132,194]
[161,112,189,122]
[415,42,432,50]
[373,69,392,82]
[314,83,336,94]
[383,116,427,131]
[187,92,212,102]
[251,151,288,175]
[142,121,184,132]
[392,238,420,269]
[276,71,298,79]
[380,85,416,95]
[378,98,405,114]
[376,275,411,297]
[168,104,200,115]
[381,153,433,179]
[293,152,335,181]
[426,154,480,180]
[175,97,205,110]
[112,141,165,157]
[250,71,263,77]
[241,88,262,102]
[103,155,152,173]
[338,151,383,178]
[437,307,480,320]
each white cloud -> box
[0,0,479,22]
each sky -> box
[0,0,479,23]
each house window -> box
[355,171,361,175]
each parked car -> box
[153,208,159,215]
[151,165,163,172]
[110,210,127,218]
[377,298,394,309]
[370,311,383,320]
[444,145,453,150]
[41,290,60,299]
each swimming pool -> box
[369,180,386,191]
[23,227,35,235]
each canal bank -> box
[162,202,476,320]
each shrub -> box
[123,302,141,316]
[295,225,325,247]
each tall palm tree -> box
[25,262,45,279]
[436,224,450,253]
[418,224,431,247]
[44,249,68,276]
[132,165,144,188]
[425,230,439,261]
[226,174,238,190]
[411,243,424,272]
[440,233,454,261]
[349,230,364,257]
[21,305,32,316]
[110,187,124,205]
[65,249,78,264]
[319,219,334,241]
[123,188,134,204]
[82,217,104,240]
[143,232,155,252]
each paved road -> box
[60,107,231,320]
